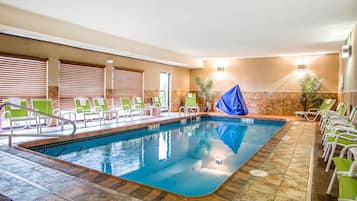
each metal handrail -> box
[0,103,76,146]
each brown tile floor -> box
[0,114,339,201]
[311,126,338,201]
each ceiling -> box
[0,0,357,59]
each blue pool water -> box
[35,117,286,196]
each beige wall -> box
[339,24,357,108]
[190,54,339,115]
[0,33,342,115]
[191,54,339,92]
[341,25,357,92]
[0,34,190,91]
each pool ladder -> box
[0,103,76,147]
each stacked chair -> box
[318,102,357,200]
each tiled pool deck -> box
[0,113,337,201]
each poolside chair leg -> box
[325,144,336,172]
[98,114,104,126]
[36,117,40,134]
[326,169,336,194]
[323,144,330,161]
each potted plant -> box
[299,74,323,111]
[195,77,216,112]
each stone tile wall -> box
[47,87,338,115]
[48,86,59,109]
[144,89,189,112]
[338,91,357,113]
[193,91,338,115]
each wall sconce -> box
[341,45,352,58]
[297,64,307,72]
[216,66,225,73]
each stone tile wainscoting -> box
[195,91,338,115]
[144,89,189,112]
[339,91,357,112]
[48,86,59,109]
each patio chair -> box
[336,176,357,201]
[323,128,357,172]
[119,97,140,118]
[320,102,348,131]
[2,98,39,134]
[93,97,118,123]
[327,145,357,194]
[321,106,357,143]
[179,93,200,116]
[133,97,152,116]
[294,99,336,121]
[31,99,60,132]
[74,98,102,127]
[152,96,169,113]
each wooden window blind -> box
[0,54,47,105]
[113,69,143,104]
[59,61,104,109]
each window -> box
[0,54,47,105]
[59,61,104,110]
[158,131,171,161]
[160,72,170,109]
[113,68,143,106]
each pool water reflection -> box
[36,117,286,196]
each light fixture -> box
[341,45,352,58]
[216,66,225,73]
[297,64,307,72]
[215,156,223,165]
[106,59,113,64]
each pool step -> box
[241,118,254,124]
[148,123,160,131]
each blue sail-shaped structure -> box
[215,85,248,115]
[216,124,247,153]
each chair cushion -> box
[328,136,357,145]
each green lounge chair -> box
[327,145,357,194]
[2,98,39,134]
[179,93,200,116]
[324,129,357,172]
[152,96,169,113]
[133,97,152,116]
[31,99,60,132]
[74,98,102,127]
[93,97,118,123]
[295,99,336,121]
[119,97,140,118]
[322,106,357,145]
[336,176,357,201]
